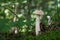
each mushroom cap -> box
[47,16,51,19]
[33,10,44,16]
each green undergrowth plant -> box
[21,30,60,40]
[0,30,60,40]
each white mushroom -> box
[47,16,51,25]
[33,9,44,35]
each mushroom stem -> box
[36,15,41,35]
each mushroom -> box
[33,9,44,35]
[47,16,51,26]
